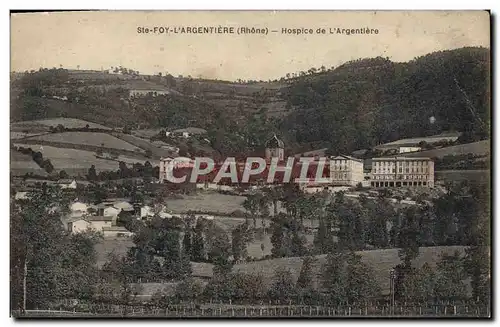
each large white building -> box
[329,155,365,186]
[370,156,434,188]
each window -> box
[398,167,402,173]
[392,168,396,173]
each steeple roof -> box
[265,134,284,148]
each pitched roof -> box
[331,154,364,163]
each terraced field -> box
[402,140,490,159]
[11,117,111,130]
[25,132,142,152]
[112,132,172,158]
[10,149,48,176]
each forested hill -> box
[279,47,490,154]
[10,46,490,157]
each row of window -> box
[373,167,428,174]
[373,175,429,180]
[374,161,429,167]
[332,173,348,180]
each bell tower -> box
[265,134,285,162]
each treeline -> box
[14,146,54,173]
[254,181,489,258]
[86,161,159,182]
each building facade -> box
[329,155,364,186]
[370,157,434,188]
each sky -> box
[10,11,490,81]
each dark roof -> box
[265,134,284,148]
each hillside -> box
[10,47,490,157]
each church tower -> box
[265,134,285,162]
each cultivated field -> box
[25,132,142,152]
[11,117,111,130]
[10,131,47,139]
[132,128,163,139]
[112,133,172,158]
[10,149,49,176]
[13,144,148,174]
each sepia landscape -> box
[10,11,491,318]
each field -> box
[10,131,46,139]
[10,149,49,176]
[164,193,247,214]
[24,132,142,152]
[112,133,172,158]
[132,128,164,139]
[11,117,111,131]
[13,144,150,174]
[402,140,490,159]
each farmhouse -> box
[65,216,113,234]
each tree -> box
[297,256,316,289]
[10,188,100,311]
[174,278,203,303]
[321,251,380,305]
[58,169,69,180]
[87,165,97,181]
[182,230,192,260]
[267,268,296,303]
[191,219,205,262]
[397,263,435,303]
[434,252,468,302]
[231,223,252,262]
